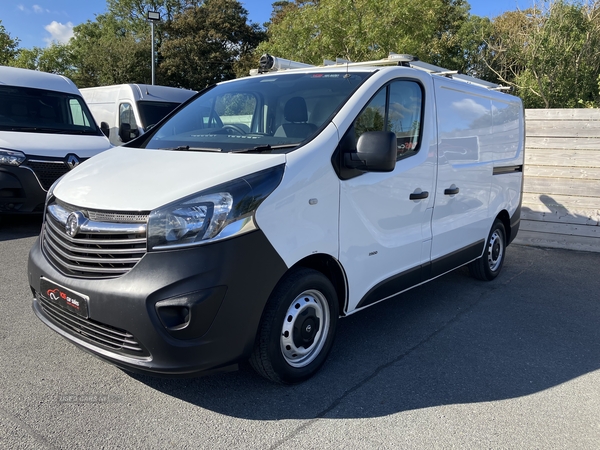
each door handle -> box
[444,186,460,195]
[409,190,429,200]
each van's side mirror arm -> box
[100,121,110,138]
[119,123,139,142]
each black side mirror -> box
[119,123,139,142]
[344,131,397,172]
[100,121,110,138]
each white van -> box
[0,66,112,214]
[80,84,197,146]
[28,54,524,383]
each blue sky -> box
[2,0,535,50]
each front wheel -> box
[250,268,339,384]
[469,219,506,281]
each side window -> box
[119,103,138,130]
[69,98,90,127]
[119,103,139,142]
[389,81,422,159]
[355,88,386,137]
[354,80,423,160]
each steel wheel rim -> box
[280,289,330,368]
[487,230,504,272]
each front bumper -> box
[28,230,288,376]
[0,166,47,214]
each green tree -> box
[485,1,600,108]
[107,0,202,25]
[10,44,76,78]
[68,13,152,87]
[0,20,19,65]
[258,0,472,66]
[158,0,266,89]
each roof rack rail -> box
[252,53,510,92]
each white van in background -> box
[80,84,197,146]
[0,66,112,214]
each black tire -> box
[250,267,339,384]
[468,219,506,281]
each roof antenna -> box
[344,61,350,79]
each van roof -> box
[252,53,511,93]
[80,84,197,103]
[0,65,80,95]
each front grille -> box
[39,294,149,356]
[24,161,70,190]
[42,200,148,279]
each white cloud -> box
[33,5,50,13]
[43,21,74,45]
[18,4,51,14]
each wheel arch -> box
[290,254,348,316]
[495,209,511,244]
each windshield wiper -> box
[7,126,66,133]
[233,144,298,153]
[165,146,223,152]
[5,126,97,135]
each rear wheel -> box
[468,219,506,281]
[250,268,339,384]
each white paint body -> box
[52,65,524,314]
[80,84,197,146]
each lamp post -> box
[147,11,161,85]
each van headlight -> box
[0,149,26,166]
[147,165,284,250]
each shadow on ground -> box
[130,246,600,420]
[0,214,42,241]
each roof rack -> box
[252,53,510,92]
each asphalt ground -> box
[1,214,600,449]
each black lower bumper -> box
[0,166,47,214]
[28,230,288,376]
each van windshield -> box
[0,86,101,136]
[143,72,371,153]
[137,100,181,130]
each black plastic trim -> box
[356,265,423,309]
[493,165,523,175]
[509,205,522,246]
[356,239,485,310]
[0,166,46,213]
[29,229,289,376]
[428,239,485,279]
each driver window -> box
[119,103,138,131]
[389,81,422,159]
[354,80,423,161]
[355,88,386,138]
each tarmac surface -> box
[1,214,600,449]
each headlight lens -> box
[147,165,284,250]
[0,149,26,166]
[163,193,232,242]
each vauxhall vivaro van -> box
[28,54,524,383]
